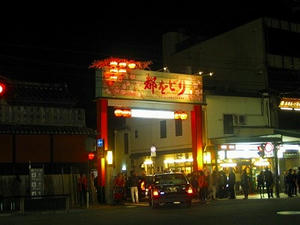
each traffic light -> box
[88,151,97,169]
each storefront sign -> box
[279,97,300,110]
[95,68,203,104]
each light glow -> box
[164,158,193,164]
[131,109,174,119]
[218,150,260,160]
[106,151,113,165]
[254,159,270,167]
[220,162,237,167]
[128,63,136,69]
[110,61,118,66]
[143,159,153,165]
[203,152,211,164]
[280,107,293,111]
[0,83,6,95]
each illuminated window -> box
[175,119,182,136]
[160,120,167,138]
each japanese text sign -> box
[96,69,203,104]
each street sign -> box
[97,139,104,147]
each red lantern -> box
[88,152,95,160]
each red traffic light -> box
[0,82,6,95]
[88,152,96,160]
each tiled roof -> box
[0,125,97,135]
[1,76,77,106]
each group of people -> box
[113,170,141,204]
[256,168,275,199]
[189,167,276,201]
[283,167,300,197]
[189,167,244,201]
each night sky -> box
[0,1,299,105]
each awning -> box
[212,129,300,145]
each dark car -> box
[148,173,194,208]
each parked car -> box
[148,173,194,208]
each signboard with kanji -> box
[95,69,203,104]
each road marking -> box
[277,211,300,215]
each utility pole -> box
[274,143,280,198]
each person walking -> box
[190,171,199,199]
[264,168,274,198]
[228,168,236,199]
[297,167,300,194]
[210,168,219,200]
[241,169,250,200]
[128,171,139,203]
[113,173,125,204]
[292,169,298,196]
[257,171,265,198]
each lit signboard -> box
[95,68,203,104]
[279,97,300,110]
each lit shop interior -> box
[216,142,300,188]
[138,152,194,175]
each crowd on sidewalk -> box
[77,166,300,206]
[188,166,300,201]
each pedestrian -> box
[113,173,125,204]
[297,167,300,194]
[128,171,139,203]
[228,168,236,199]
[257,171,265,198]
[210,168,219,200]
[292,169,298,196]
[198,170,208,201]
[264,167,274,199]
[283,171,288,194]
[218,170,227,198]
[78,173,87,206]
[235,168,242,195]
[190,171,199,199]
[241,169,250,200]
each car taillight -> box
[153,190,159,197]
[186,186,193,194]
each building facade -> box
[0,76,96,175]
[162,17,300,181]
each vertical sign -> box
[29,168,44,197]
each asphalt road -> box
[1,198,300,225]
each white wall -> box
[126,115,192,154]
[206,95,269,138]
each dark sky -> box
[0,1,299,101]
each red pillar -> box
[96,99,108,187]
[191,105,203,171]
